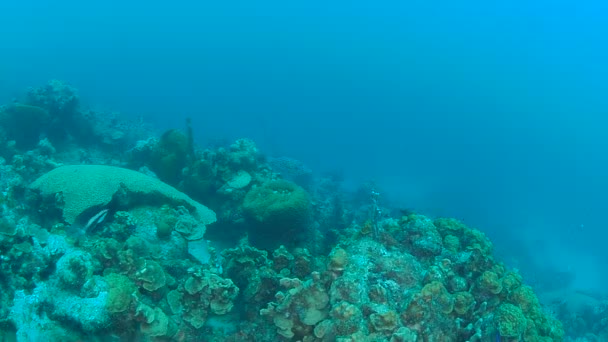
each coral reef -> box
[0,81,569,342]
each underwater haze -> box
[2,0,608,295]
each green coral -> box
[369,309,399,332]
[495,303,527,337]
[243,179,311,233]
[477,271,503,295]
[434,217,493,255]
[453,291,475,315]
[105,273,137,313]
[261,274,330,338]
[136,304,170,337]
[30,165,216,227]
[420,281,454,314]
[134,259,166,291]
[501,271,523,293]
[174,270,239,329]
[508,285,540,314]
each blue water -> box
[2,1,608,293]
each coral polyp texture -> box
[30,164,216,226]
[243,180,311,231]
[0,81,569,341]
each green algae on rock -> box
[29,165,216,229]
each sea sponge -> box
[29,165,216,228]
[243,179,311,233]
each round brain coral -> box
[29,165,216,228]
[243,180,311,233]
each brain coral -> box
[243,179,311,232]
[30,165,216,227]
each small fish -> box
[84,208,109,233]
[67,208,110,242]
